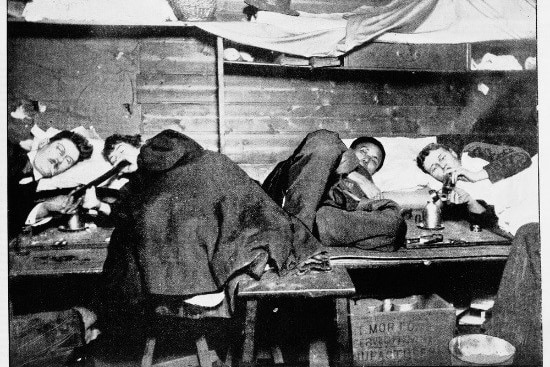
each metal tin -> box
[424,201,441,229]
[393,295,420,312]
[382,299,393,312]
[354,298,384,313]
[470,224,482,232]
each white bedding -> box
[198,0,535,57]
[21,0,535,58]
[438,153,540,235]
[27,125,127,191]
[342,136,440,192]
[22,0,177,24]
[343,135,539,235]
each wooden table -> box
[8,226,114,277]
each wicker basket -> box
[167,0,217,21]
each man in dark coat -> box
[10,129,330,365]
[262,129,406,251]
[99,129,329,319]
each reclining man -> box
[262,129,406,251]
[416,141,534,231]
[7,130,94,240]
[8,130,98,365]
[416,141,540,365]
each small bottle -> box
[424,191,442,229]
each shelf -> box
[344,40,536,73]
[9,14,536,73]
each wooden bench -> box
[237,267,356,367]
[328,219,511,268]
[8,220,511,366]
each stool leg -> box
[271,345,284,364]
[141,337,156,367]
[309,340,330,367]
[241,300,258,364]
[195,335,212,367]
[224,345,233,367]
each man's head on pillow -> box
[33,130,94,178]
[416,143,460,182]
[103,134,143,174]
[350,136,386,175]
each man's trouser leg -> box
[316,205,406,250]
[486,222,541,365]
[10,309,84,367]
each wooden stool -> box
[142,334,218,367]
[141,302,234,367]
[237,267,355,366]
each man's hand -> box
[446,187,486,214]
[446,187,473,205]
[347,171,382,199]
[42,195,82,215]
[446,167,488,183]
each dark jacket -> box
[7,141,38,240]
[101,130,325,312]
[442,142,532,230]
[262,130,405,250]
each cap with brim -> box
[244,0,299,16]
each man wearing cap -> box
[263,129,405,251]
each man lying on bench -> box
[416,140,540,365]
[262,129,406,251]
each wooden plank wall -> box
[7,32,142,142]
[136,34,537,182]
[138,31,220,153]
[9,26,537,183]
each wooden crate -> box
[350,294,455,366]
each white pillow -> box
[29,125,124,191]
[458,153,539,235]
[342,136,440,191]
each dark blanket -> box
[263,129,405,250]
[100,130,326,315]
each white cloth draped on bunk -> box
[21,0,536,58]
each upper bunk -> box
[8,0,537,73]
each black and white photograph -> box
[3,0,545,366]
